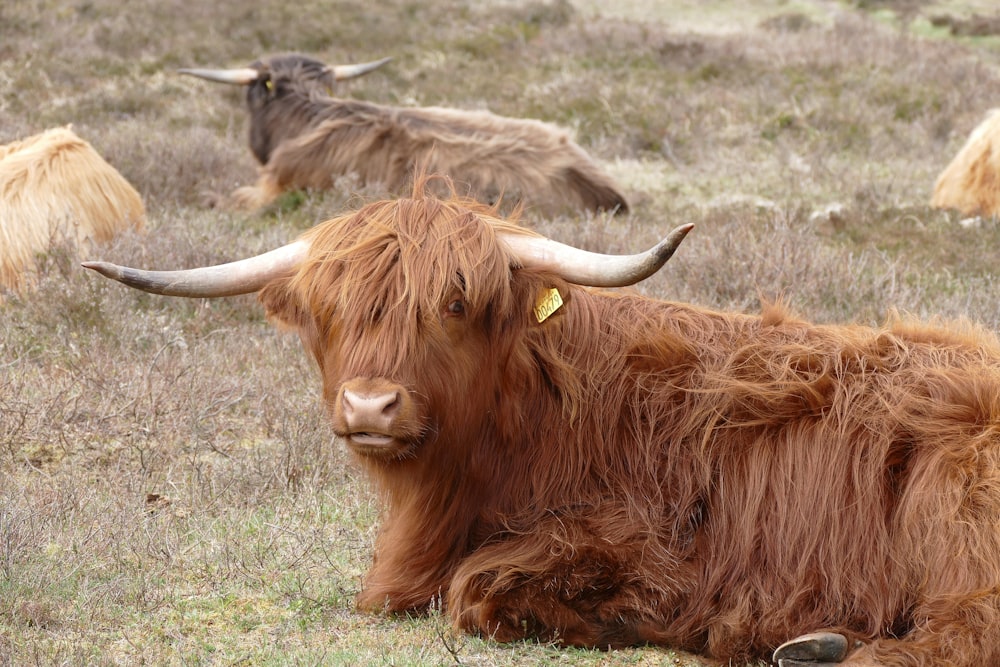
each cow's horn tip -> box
[664,222,695,246]
[81,260,120,278]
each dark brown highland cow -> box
[181,54,629,215]
[86,181,1000,667]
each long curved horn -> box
[178,67,261,85]
[84,223,691,295]
[82,241,308,297]
[501,224,693,287]
[328,57,392,81]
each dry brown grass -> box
[3,0,1000,664]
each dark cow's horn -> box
[328,57,392,81]
[178,67,261,85]
[82,241,308,297]
[501,223,694,287]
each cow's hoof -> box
[773,632,848,666]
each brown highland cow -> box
[86,181,1000,667]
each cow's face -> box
[244,55,335,164]
[246,55,334,109]
[259,199,553,463]
[85,191,686,462]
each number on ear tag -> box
[534,288,563,323]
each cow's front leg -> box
[446,520,680,649]
[449,554,633,647]
[227,171,284,211]
[449,564,579,645]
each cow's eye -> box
[445,299,465,317]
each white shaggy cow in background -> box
[931,108,1000,219]
[0,126,145,293]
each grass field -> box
[3,0,1000,664]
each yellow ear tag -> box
[533,288,563,323]
[265,79,273,91]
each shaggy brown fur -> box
[931,108,1000,218]
[206,54,629,215]
[254,184,1000,666]
[0,126,145,292]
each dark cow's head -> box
[83,182,691,464]
[179,53,392,164]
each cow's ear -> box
[260,276,328,367]
[512,268,571,327]
[259,276,307,332]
